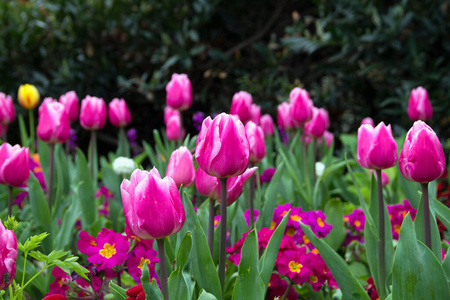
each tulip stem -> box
[300,127,308,180]
[376,169,386,300]
[281,279,293,300]
[89,130,97,179]
[29,109,35,153]
[312,138,317,183]
[421,183,432,250]
[48,143,55,212]
[218,178,227,297]
[249,172,255,228]
[7,185,13,217]
[157,238,169,300]
[208,198,215,257]
[179,111,184,147]
[119,127,129,157]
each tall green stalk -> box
[157,238,169,300]
[218,178,227,297]
[376,169,386,299]
[89,130,97,179]
[48,144,55,212]
[208,198,215,257]
[421,183,432,250]
[28,110,35,153]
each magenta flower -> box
[408,86,432,121]
[250,104,261,125]
[344,208,366,231]
[95,185,114,199]
[361,117,374,127]
[0,92,15,125]
[260,114,274,136]
[266,273,298,300]
[244,209,260,227]
[289,87,313,126]
[166,73,192,111]
[127,244,159,283]
[304,107,330,138]
[259,167,276,185]
[166,114,183,141]
[277,102,294,130]
[0,143,30,187]
[0,220,17,290]
[80,96,107,130]
[37,101,71,144]
[59,91,79,122]
[307,210,333,238]
[164,106,180,125]
[47,267,70,296]
[230,91,253,124]
[85,228,129,269]
[108,98,132,127]
[166,146,196,188]
[245,121,266,164]
[276,247,313,285]
[387,200,417,240]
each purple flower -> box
[192,111,205,132]
[243,209,260,227]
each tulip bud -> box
[357,122,398,170]
[277,102,294,130]
[251,104,261,125]
[361,117,374,127]
[166,73,192,111]
[323,130,333,147]
[166,114,183,141]
[59,91,79,122]
[408,87,432,121]
[0,220,17,290]
[230,91,253,124]
[166,146,196,187]
[195,113,249,178]
[18,84,40,110]
[260,114,274,136]
[0,93,15,125]
[108,98,132,127]
[304,107,330,138]
[37,101,70,144]
[121,168,185,239]
[289,87,313,126]
[0,143,30,187]
[399,121,445,183]
[245,121,266,164]
[80,96,107,130]
[196,167,257,206]
[112,157,136,176]
[315,162,325,177]
[164,106,180,125]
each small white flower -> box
[112,157,136,176]
[315,162,325,177]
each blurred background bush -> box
[1,0,449,151]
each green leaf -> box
[28,172,51,232]
[414,196,442,260]
[261,161,285,227]
[198,290,218,300]
[141,263,163,300]
[232,230,265,300]
[442,249,450,283]
[168,232,193,300]
[109,282,127,300]
[433,198,450,230]
[75,149,96,230]
[392,214,449,299]
[259,210,290,289]
[323,199,346,250]
[18,114,29,147]
[300,222,370,300]
[182,192,222,300]
[54,195,81,250]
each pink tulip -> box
[166,114,183,141]
[59,91,79,122]
[39,97,56,115]
[196,167,257,206]
[0,220,17,290]
[251,104,261,125]
[357,122,398,170]
[322,130,334,147]
[166,146,196,187]
[408,87,432,121]
[37,101,70,144]
[304,107,330,138]
[277,102,294,130]
[164,106,180,125]
[370,170,390,187]
[0,143,29,187]
[260,114,274,136]
[245,121,266,164]
[399,121,445,183]
[80,96,107,130]
[289,87,313,126]
[361,117,374,127]
[230,91,253,124]
[195,113,249,178]
[0,93,15,125]
[108,98,132,127]
[121,168,185,239]
[166,73,192,111]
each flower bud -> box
[245,121,266,164]
[408,87,432,121]
[0,143,30,187]
[304,107,330,138]
[80,96,107,130]
[277,102,294,130]
[59,91,79,122]
[0,93,15,125]
[166,114,183,141]
[357,122,397,170]
[361,117,374,127]
[289,87,313,126]
[251,104,261,125]
[37,101,70,144]
[166,73,192,111]
[164,106,180,125]
[121,168,185,239]
[18,84,40,109]
[315,162,325,177]
[260,114,274,136]
[195,113,249,178]
[0,220,17,290]
[230,91,253,124]
[166,146,196,187]
[112,157,136,176]
[108,98,132,127]
[399,121,445,183]
[323,130,333,147]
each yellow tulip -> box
[18,84,40,109]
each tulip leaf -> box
[54,194,81,250]
[28,172,51,233]
[259,209,290,289]
[169,232,193,300]
[232,229,265,300]
[198,290,218,300]
[182,192,222,300]
[433,198,450,230]
[300,222,370,300]
[392,214,449,299]
[75,149,96,232]
[109,282,127,299]
[141,262,163,300]
[261,161,285,228]
[414,196,442,260]
[443,249,450,283]
[100,157,124,232]
[323,198,346,250]
[397,173,420,208]
[18,114,29,148]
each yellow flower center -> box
[311,248,319,254]
[281,210,288,217]
[138,257,151,270]
[289,261,302,273]
[291,215,302,222]
[286,228,296,236]
[99,243,116,258]
[309,275,318,283]
[303,234,310,244]
[270,221,276,230]
[58,278,66,287]
[90,240,97,247]
[354,220,361,227]
[394,224,401,234]
[214,219,220,226]
[343,216,349,222]
[317,217,325,227]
